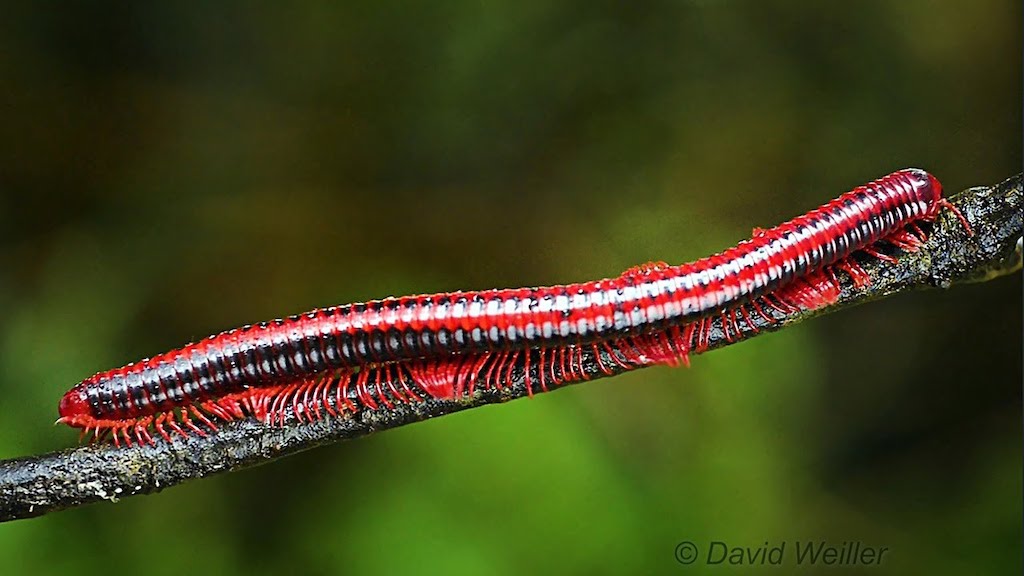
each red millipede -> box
[58,168,972,446]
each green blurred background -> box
[0,2,1020,574]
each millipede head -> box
[57,387,91,428]
[902,168,972,235]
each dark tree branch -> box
[1,174,1020,523]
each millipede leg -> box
[591,342,614,376]
[836,258,870,288]
[909,222,928,242]
[537,348,548,392]
[862,246,898,264]
[190,405,218,432]
[372,368,395,409]
[398,366,424,402]
[154,413,172,443]
[749,299,774,324]
[383,365,408,405]
[502,350,519,390]
[887,230,923,251]
[179,408,208,438]
[355,370,377,410]
[135,419,155,447]
[523,348,534,397]
[202,400,232,422]
[165,414,188,439]
[119,426,132,447]
[574,346,588,381]
[737,305,757,334]
[938,198,973,235]
[318,377,338,417]
[602,340,632,370]
[549,346,562,385]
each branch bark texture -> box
[1,174,1020,522]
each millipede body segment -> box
[58,168,971,446]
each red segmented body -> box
[58,168,971,444]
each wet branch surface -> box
[1,174,1020,522]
